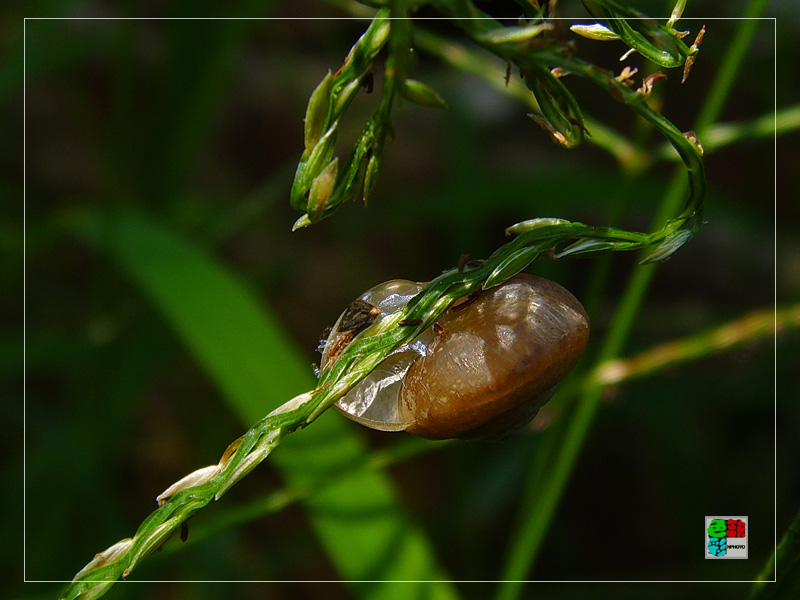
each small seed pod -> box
[321,274,589,440]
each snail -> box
[320,274,590,440]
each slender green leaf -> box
[71,209,460,598]
[750,506,800,600]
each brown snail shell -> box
[322,274,589,440]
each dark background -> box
[6,0,798,599]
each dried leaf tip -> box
[682,25,706,83]
[683,130,704,155]
[637,72,668,99]
[616,66,639,87]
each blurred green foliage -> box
[6,1,799,599]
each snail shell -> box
[322,274,589,440]
[320,279,424,371]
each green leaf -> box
[70,209,460,597]
[475,22,553,45]
[400,78,448,110]
[524,68,586,148]
[505,217,572,236]
[554,238,627,258]
[304,70,333,155]
[307,157,339,222]
[750,506,800,600]
[484,246,540,289]
[638,229,693,264]
[569,23,620,41]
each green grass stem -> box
[495,2,770,596]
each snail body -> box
[322,274,589,440]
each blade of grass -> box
[496,2,770,596]
[657,104,800,159]
[69,208,460,598]
[592,305,798,386]
[750,505,800,600]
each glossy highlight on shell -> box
[321,274,590,440]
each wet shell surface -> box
[322,274,590,440]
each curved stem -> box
[495,2,768,595]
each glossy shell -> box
[320,279,424,372]
[324,274,589,440]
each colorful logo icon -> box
[705,516,748,559]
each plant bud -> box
[399,79,448,110]
[307,157,339,222]
[303,71,333,155]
